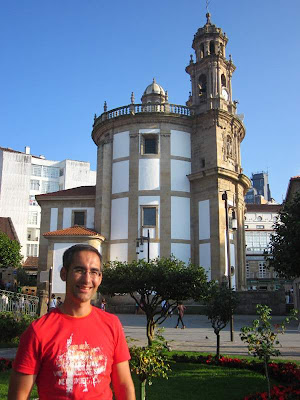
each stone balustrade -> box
[94,103,192,125]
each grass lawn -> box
[0,361,272,400]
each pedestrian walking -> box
[175,302,186,329]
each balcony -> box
[93,103,192,127]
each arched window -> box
[221,74,226,88]
[220,43,224,56]
[198,74,207,96]
[209,41,215,55]
[200,43,205,58]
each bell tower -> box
[186,13,236,115]
[186,13,251,289]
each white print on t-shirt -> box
[54,334,107,394]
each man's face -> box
[61,250,102,305]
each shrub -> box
[0,312,36,344]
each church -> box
[37,13,251,304]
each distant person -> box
[49,294,57,309]
[56,296,63,307]
[175,302,186,329]
[100,298,106,311]
[8,244,135,400]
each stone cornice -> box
[188,167,251,190]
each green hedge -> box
[0,312,36,344]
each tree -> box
[129,330,171,400]
[267,191,300,279]
[199,282,239,359]
[101,257,208,345]
[240,304,298,399]
[0,232,22,268]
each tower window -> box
[221,74,226,87]
[72,210,86,226]
[198,74,207,97]
[200,43,205,58]
[209,41,215,55]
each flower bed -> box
[171,354,300,399]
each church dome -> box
[143,78,165,96]
[141,78,167,104]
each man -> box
[8,244,136,400]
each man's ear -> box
[60,266,67,282]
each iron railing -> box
[0,289,39,315]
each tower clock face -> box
[222,87,229,101]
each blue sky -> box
[1,0,299,203]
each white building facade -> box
[244,203,291,291]
[0,146,96,259]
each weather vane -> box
[206,0,211,13]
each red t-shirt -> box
[13,307,130,399]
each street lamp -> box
[136,229,150,262]
[222,191,237,342]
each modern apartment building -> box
[0,146,96,259]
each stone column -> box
[160,132,171,257]
[128,132,139,262]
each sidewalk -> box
[1,314,299,361]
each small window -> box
[30,179,40,191]
[257,216,262,221]
[142,207,157,227]
[256,225,264,229]
[141,135,158,155]
[244,225,248,229]
[28,211,38,225]
[144,138,157,154]
[73,211,86,226]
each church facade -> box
[37,14,250,301]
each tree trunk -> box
[264,357,271,399]
[140,379,146,400]
[146,317,155,346]
[216,332,220,360]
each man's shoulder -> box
[92,307,122,326]
[30,308,62,330]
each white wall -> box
[171,243,191,264]
[170,130,191,158]
[139,159,160,190]
[62,207,95,229]
[171,196,190,240]
[113,131,130,159]
[199,243,211,280]
[52,242,78,293]
[112,161,129,194]
[199,200,210,240]
[110,243,128,262]
[111,197,128,240]
[62,160,96,188]
[50,208,58,231]
[171,160,191,192]
[138,242,160,261]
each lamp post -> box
[222,191,237,342]
[136,229,150,262]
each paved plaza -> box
[1,314,299,361]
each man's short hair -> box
[63,244,103,272]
